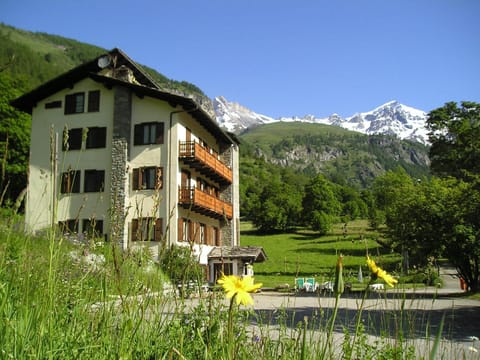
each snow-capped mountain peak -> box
[213,96,429,144]
[213,96,276,133]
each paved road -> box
[246,267,480,359]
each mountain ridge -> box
[214,96,429,144]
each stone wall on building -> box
[110,86,131,247]
[219,144,234,246]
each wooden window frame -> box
[133,122,164,145]
[65,92,85,114]
[84,169,105,193]
[87,90,100,112]
[62,127,83,151]
[86,127,107,149]
[178,218,194,243]
[61,170,81,194]
[132,167,163,190]
[131,217,163,242]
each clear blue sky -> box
[1,0,479,118]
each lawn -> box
[240,220,401,288]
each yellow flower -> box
[217,274,262,306]
[366,256,398,287]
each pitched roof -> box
[208,246,267,263]
[11,48,237,145]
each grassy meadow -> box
[241,220,401,289]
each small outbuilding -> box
[208,246,267,284]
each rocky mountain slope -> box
[239,121,430,188]
[214,96,429,144]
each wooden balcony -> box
[179,141,233,185]
[178,187,233,220]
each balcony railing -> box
[179,141,233,185]
[179,187,233,220]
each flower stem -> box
[227,294,236,359]
[348,279,372,360]
[326,292,341,358]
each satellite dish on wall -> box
[97,55,111,69]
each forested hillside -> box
[239,122,430,188]
[0,23,205,95]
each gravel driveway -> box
[246,267,480,359]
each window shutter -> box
[97,170,105,192]
[188,220,194,243]
[98,127,107,147]
[133,125,142,145]
[194,222,200,244]
[215,227,221,246]
[131,219,139,242]
[155,122,164,144]
[65,94,75,114]
[86,127,106,148]
[71,170,80,193]
[88,90,100,112]
[62,127,69,151]
[206,225,212,246]
[61,172,70,193]
[155,218,163,241]
[178,218,184,242]
[132,168,140,190]
[155,167,163,190]
[68,128,83,150]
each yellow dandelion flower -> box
[366,256,398,287]
[217,274,262,306]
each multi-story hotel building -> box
[12,49,265,283]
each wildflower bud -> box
[334,255,345,295]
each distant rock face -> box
[213,97,429,144]
[213,96,276,133]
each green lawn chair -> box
[295,278,305,292]
[305,277,318,292]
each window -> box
[61,170,81,193]
[132,167,163,190]
[214,227,221,246]
[134,122,164,145]
[83,219,103,238]
[87,90,100,112]
[86,127,106,149]
[84,170,105,192]
[178,218,193,242]
[45,100,62,109]
[59,219,78,234]
[65,93,85,114]
[63,128,83,151]
[131,218,162,241]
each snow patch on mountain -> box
[213,96,276,133]
[213,97,429,144]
